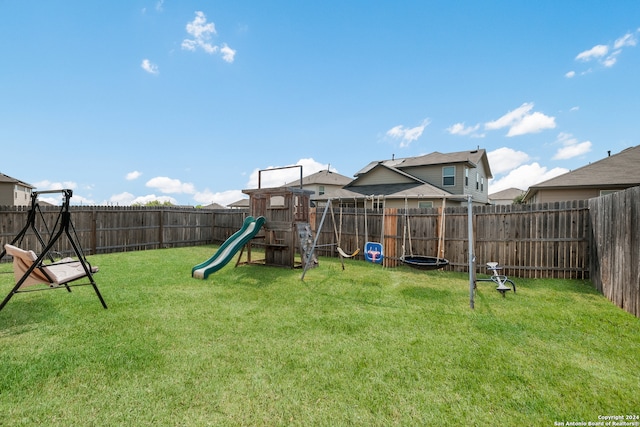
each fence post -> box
[91,209,97,255]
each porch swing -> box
[401,197,449,270]
[0,189,107,311]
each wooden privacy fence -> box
[1,202,591,279]
[0,206,247,257]
[588,186,640,318]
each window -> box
[465,168,469,186]
[418,201,433,208]
[481,177,484,192]
[476,173,479,190]
[319,185,325,196]
[269,195,285,207]
[443,166,455,186]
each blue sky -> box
[1,1,639,206]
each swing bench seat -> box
[4,244,98,288]
[401,255,449,270]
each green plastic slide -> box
[192,216,265,279]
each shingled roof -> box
[354,149,492,178]
[284,169,352,187]
[0,172,34,188]
[530,145,640,189]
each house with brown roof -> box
[489,187,525,205]
[283,169,353,202]
[0,173,34,206]
[522,145,640,203]
[312,148,493,208]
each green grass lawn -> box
[1,246,639,426]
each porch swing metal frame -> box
[0,189,107,311]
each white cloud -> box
[485,103,556,137]
[141,59,159,75]
[386,118,431,148]
[572,31,638,74]
[602,49,621,68]
[220,44,236,63]
[487,147,530,175]
[614,32,637,49]
[109,192,135,205]
[446,122,483,137]
[507,111,556,137]
[489,163,568,194]
[194,189,245,207]
[126,171,142,180]
[576,44,609,61]
[246,158,336,189]
[181,11,236,62]
[485,103,532,131]
[146,176,196,194]
[552,132,592,160]
[565,70,576,78]
[33,180,77,191]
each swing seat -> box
[401,255,449,270]
[337,247,360,258]
[4,244,98,288]
[364,242,383,264]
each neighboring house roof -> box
[201,202,227,210]
[284,169,353,187]
[489,188,525,203]
[0,172,34,188]
[523,145,640,201]
[345,182,453,198]
[347,162,426,187]
[354,149,493,179]
[227,199,249,208]
[345,162,452,198]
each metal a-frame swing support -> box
[301,199,335,281]
[0,189,107,311]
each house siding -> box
[403,163,489,203]
[14,184,31,206]
[469,165,489,204]
[529,188,617,203]
[354,167,415,186]
[0,183,12,205]
[0,182,32,206]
